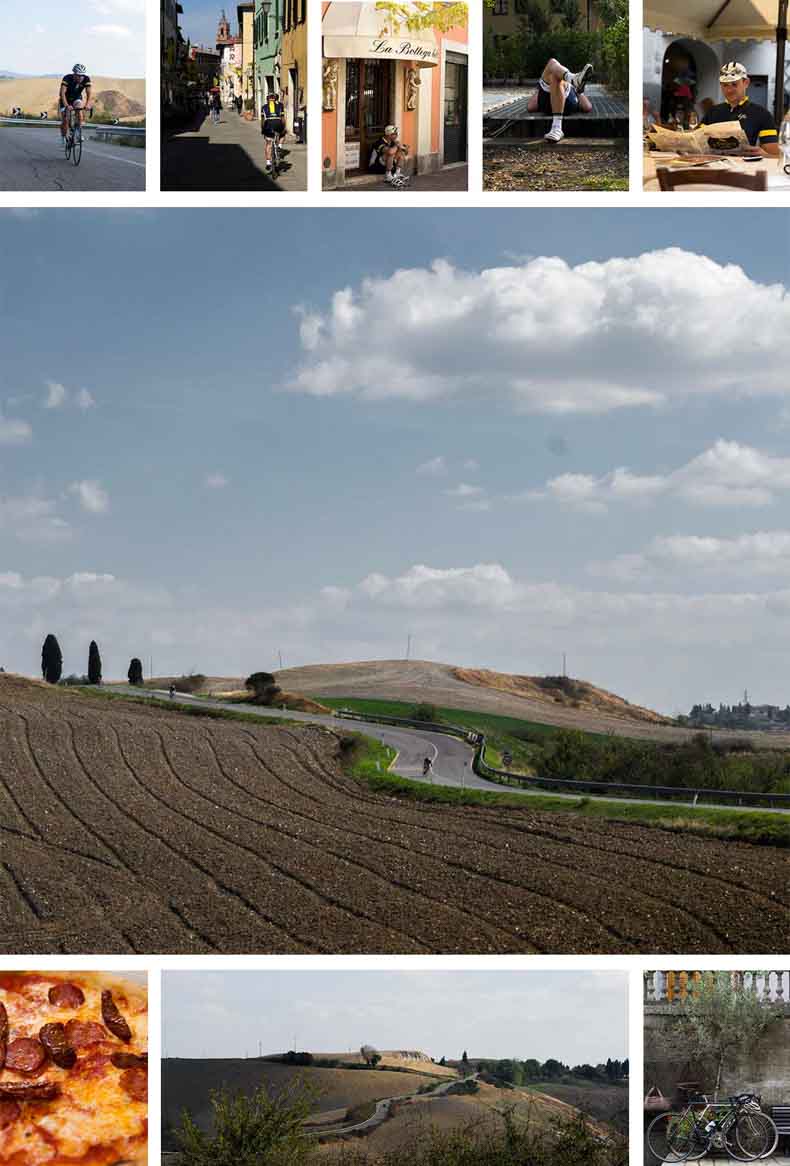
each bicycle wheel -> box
[733,1112,778,1160]
[646,1112,699,1162]
[64,131,71,159]
[72,125,82,166]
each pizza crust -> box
[0,971,148,1166]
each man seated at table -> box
[702,61,778,155]
[527,57,594,143]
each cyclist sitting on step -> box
[60,64,92,141]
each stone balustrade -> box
[644,969,789,1008]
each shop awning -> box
[323,2,439,66]
[645,0,780,39]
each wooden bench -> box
[771,1104,790,1151]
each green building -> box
[255,0,282,115]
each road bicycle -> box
[647,1089,779,1162]
[268,134,283,181]
[63,107,84,166]
[210,105,221,124]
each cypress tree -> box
[128,657,144,686]
[88,640,102,685]
[41,634,63,685]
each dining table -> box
[644,150,790,191]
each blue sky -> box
[179,2,231,50]
[2,207,790,714]
[162,969,628,1061]
[3,0,144,77]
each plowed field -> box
[0,676,786,954]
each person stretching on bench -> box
[528,57,593,143]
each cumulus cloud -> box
[205,472,229,489]
[44,381,67,409]
[76,388,96,410]
[357,563,523,609]
[416,456,447,477]
[290,249,790,414]
[591,531,790,580]
[444,483,484,498]
[520,440,790,513]
[69,479,110,514]
[0,413,32,445]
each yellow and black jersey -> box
[702,97,777,146]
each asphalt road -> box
[110,687,787,814]
[0,127,145,190]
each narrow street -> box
[162,107,306,191]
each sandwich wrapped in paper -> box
[646,120,753,154]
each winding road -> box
[112,688,787,814]
[0,126,145,190]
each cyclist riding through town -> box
[60,65,92,142]
[262,92,286,171]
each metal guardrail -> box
[475,740,790,809]
[0,116,145,138]
[335,707,790,809]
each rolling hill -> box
[0,76,145,119]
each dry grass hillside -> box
[140,675,330,714]
[454,667,671,724]
[0,76,145,119]
[318,1051,457,1078]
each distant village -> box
[682,699,790,730]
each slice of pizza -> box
[0,971,147,1166]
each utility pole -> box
[149,655,153,680]
[562,652,566,678]
[406,633,412,661]
[278,650,283,671]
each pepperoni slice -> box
[4,1038,46,1075]
[101,991,132,1043]
[39,1024,77,1070]
[119,1068,147,1102]
[111,1052,148,1070]
[0,1099,20,1128]
[64,1020,107,1048]
[48,982,85,1009]
[0,1080,59,1101]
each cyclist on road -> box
[209,89,222,123]
[60,65,92,142]
[168,684,176,699]
[262,92,286,171]
[422,756,433,776]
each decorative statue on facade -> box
[323,60,338,111]
[405,66,421,111]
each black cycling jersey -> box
[702,97,777,146]
[61,73,91,103]
[262,99,284,121]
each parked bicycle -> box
[647,1086,779,1162]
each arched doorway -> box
[660,38,720,121]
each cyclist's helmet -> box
[72,64,88,75]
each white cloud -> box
[416,456,447,477]
[44,381,67,409]
[69,479,110,514]
[444,483,484,498]
[357,563,523,609]
[0,495,70,544]
[592,531,790,580]
[85,22,132,37]
[289,249,790,414]
[463,459,480,471]
[521,440,790,513]
[76,388,96,410]
[0,413,32,445]
[205,472,229,489]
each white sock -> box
[551,115,563,133]
[563,69,573,84]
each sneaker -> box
[385,171,395,183]
[544,126,564,143]
[571,63,593,94]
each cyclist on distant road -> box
[59,65,92,142]
[422,756,433,776]
[168,684,176,699]
[262,92,286,172]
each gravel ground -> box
[0,676,786,955]
[484,143,629,191]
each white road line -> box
[81,146,146,167]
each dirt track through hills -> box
[0,676,787,955]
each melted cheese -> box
[0,975,147,1165]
